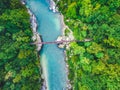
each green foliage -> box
[0,0,41,89]
[66,2,77,18]
[55,0,120,89]
[65,28,70,36]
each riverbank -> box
[48,0,71,89]
[58,12,73,90]
[50,0,73,89]
[57,14,74,49]
[48,0,58,12]
[21,0,42,52]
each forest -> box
[0,0,41,89]
[54,0,120,90]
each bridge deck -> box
[30,39,91,45]
[31,40,75,45]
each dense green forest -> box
[55,0,120,90]
[0,0,41,89]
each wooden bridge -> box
[30,39,92,45]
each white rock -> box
[58,44,65,48]
[56,36,63,41]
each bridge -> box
[30,39,92,45]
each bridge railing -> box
[30,39,92,45]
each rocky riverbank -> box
[51,0,73,89]
[56,14,74,49]
[58,13,73,90]
[48,0,58,12]
[21,0,42,51]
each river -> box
[26,0,68,90]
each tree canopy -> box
[55,0,120,89]
[0,0,41,89]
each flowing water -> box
[26,0,67,90]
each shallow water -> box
[26,0,67,90]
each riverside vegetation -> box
[54,0,120,90]
[0,0,41,89]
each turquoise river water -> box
[26,0,67,90]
